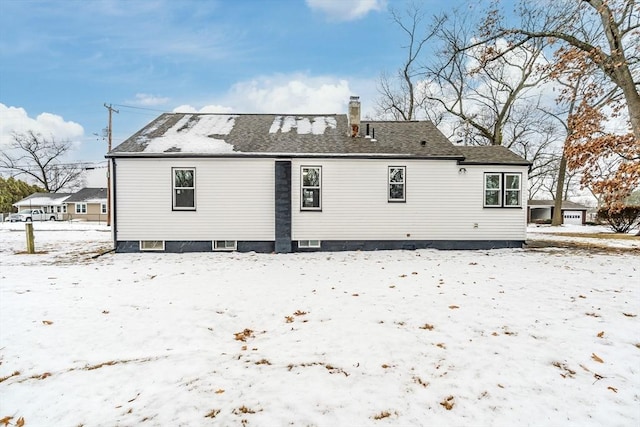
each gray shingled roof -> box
[457,146,532,166]
[65,188,107,203]
[528,200,589,210]
[108,113,529,165]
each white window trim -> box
[173,167,196,210]
[301,166,322,211]
[483,173,522,208]
[504,173,522,207]
[299,240,321,248]
[213,240,237,251]
[75,203,87,214]
[140,240,165,251]
[388,166,406,202]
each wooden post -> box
[25,223,35,254]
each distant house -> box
[13,192,71,219]
[106,96,531,253]
[527,200,589,225]
[64,188,108,222]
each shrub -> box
[597,205,640,233]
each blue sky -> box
[0,0,460,163]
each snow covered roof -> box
[109,113,464,159]
[13,192,71,207]
[108,113,530,166]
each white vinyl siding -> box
[292,159,527,241]
[115,158,275,241]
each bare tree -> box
[479,0,640,141]
[0,131,85,192]
[376,3,568,191]
[375,3,444,121]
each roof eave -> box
[107,153,466,160]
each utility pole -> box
[104,103,119,226]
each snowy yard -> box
[0,222,638,426]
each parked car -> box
[8,209,57,222]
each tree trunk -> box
[552,155,567,226]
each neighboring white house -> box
[106,97,531,253]
[12,192,71,219]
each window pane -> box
[485,174,500,189]
[303,168,320,186]
[505,174,520,189]
[175,189,195,208]
[389,168,404,183]
[302,189,320,208]
[390,184,404,200]
[505,190,520,206]
[175,170,194,187]
[485,190,499,206]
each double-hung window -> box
[75,203,87,214]
[301,166,321,210]
[101,203,107,214]
[173,168,196,210]
[484,173,521,207]
[388,166,406,202]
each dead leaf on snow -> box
[591,353,604,363]
[234,329,254,342]
[0,417,12,427]
[607,386,618,393]
[449,305,459,309]
[16,418,25,427]
[373,410,392,420]
[419,324,434,330]
[215,389,225,394]
[622,312,637,317]
[42,320,53,325]
[597,331,604,338]
[204,409,220,418]
[440,395,455,410]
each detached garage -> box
[528,200,589,225]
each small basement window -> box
[140,240,165,251]
[298,240,321,248]
[214,240,237,251]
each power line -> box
[111,103,170,113]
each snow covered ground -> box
[1,222,638,426]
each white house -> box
[106,97,531,253]
[13,192,71,219]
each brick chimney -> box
[348,96,361,137]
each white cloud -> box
[127,93,170,107]
[169,73,378,118]
[228,74,352,113]
[306,0,386,21]
[0,103,84,147]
